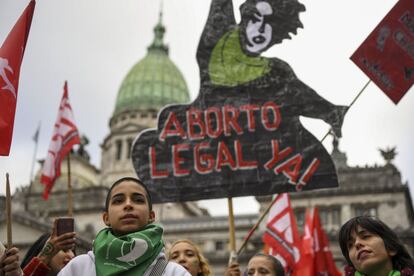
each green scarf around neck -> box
[208,28,270,87]
[355,270,400,276]
[93,224,164,276]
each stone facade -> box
[100,109,158,186]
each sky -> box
[0,0,413,216]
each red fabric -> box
[351,0,414,104]
[321,229,342,276]
[299,208,342,276]
[22,257,51,276]
[262,193,302,274]
[0,0,35,156]
[344,265,356,276]
[40,81,80,199]
[294,208,314,276]
[401,268,414,276]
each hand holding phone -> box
[38,218,76,265]
[56,217,74,236]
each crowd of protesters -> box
[1,177,413,276]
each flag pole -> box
[237,194,278,255]
[348,80,371,109]
[29,122,40,184]
[6,173,12,248]
[67,152,73,217]
[320,79,371,142]
[26,122,40,211]
[236,79,372,256]
[227,197,237,261]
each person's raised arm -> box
[22,219,76,276]
[273,59,348,138]
[289,77,348,138]
[36,220,76,267]
[196,0,236,73]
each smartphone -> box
[56,217,74,236]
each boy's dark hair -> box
[105,177,153,212]
[338,216,414,271]
[251,253,285,276]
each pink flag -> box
[40,82,80,199]
[262,193,302,274]
[0,0,36,155]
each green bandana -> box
[93,224,164,276]
[208,28,271,87]
[355,270,400,276]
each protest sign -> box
[132,0,346,203]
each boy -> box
[58,177,190,276]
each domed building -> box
[6,13,209,256]
[100,14,190,187]
[99,13,206,222]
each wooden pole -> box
[348,80,371,109]
[29,122,40,186]
[320,79,371,142]
[237,195,278,255]
[227,197,236,258]
[26,122,40,211]
[6,173,12,248]
[236,79,372,256]
[67,152,73,217]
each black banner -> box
[132,0,347,203]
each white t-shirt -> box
[58,251,190,276]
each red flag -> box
[0,1,36,155]
[40,82,80,199]
[321,228,342,276]
[262,193,302,274]
[300,208,342,276]
[351,0,414,104]
[295,208,315,276]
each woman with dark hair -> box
[21,220,76,276]
[338,216,414,276]
[226,253,285,276]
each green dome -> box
[114,16,190,115]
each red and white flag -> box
[0,0,36,156]
[40,82,80,199]
[262,193,302,274]
[301,207,342,276]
